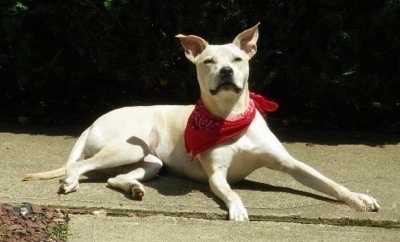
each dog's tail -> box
[22,128,90,181]
[22,166,66,181]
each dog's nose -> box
[220,67,233,77]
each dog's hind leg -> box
[60,142,149,194]
[107,154,163,199]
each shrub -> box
[0,0,399,132]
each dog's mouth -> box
[209,82,242,95]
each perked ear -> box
[176,34,209,62]
[232,23,260,58]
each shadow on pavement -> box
[234,179,336,203]
[2,122,399,146]
[0,122,85,136]
[273,128,400,146]
[69,171,336,208]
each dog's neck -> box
[200,87,250,120]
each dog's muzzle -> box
[209,67,242,95]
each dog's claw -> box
[58,179,79,194]
[229,203,249,222]
[343,192,380,212]
[130,183,145,200]
[107,177,146,199]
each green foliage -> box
[0,0,399,132]
[45,222,69,241]
[8,2,28,15]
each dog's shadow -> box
[233,179,336,203]
[80,172,336,207]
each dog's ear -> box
[233,23,260,58]
[176,34,208,62]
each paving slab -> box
[1,124,399,241]
[68,214,400,242]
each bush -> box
[0,0,399,132]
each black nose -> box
[219,67,233,77]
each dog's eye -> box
[233,57,242,62]
[203,59,215,64]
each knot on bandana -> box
[184,92,278,159]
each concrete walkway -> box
[1,124,399,241]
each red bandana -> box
[184,92,278,158]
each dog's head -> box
[176,23,259,101]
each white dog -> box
[24,23,380,221]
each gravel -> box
[0,203,70,242]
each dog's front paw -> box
[342,192,380,212]
[229,203,249,221]
[58,179,79,194]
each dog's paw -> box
[107,177,145,199]
[58,179,79,194]
[229,203,249,221]
[343,192,380,212]
[130,182,145,200]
